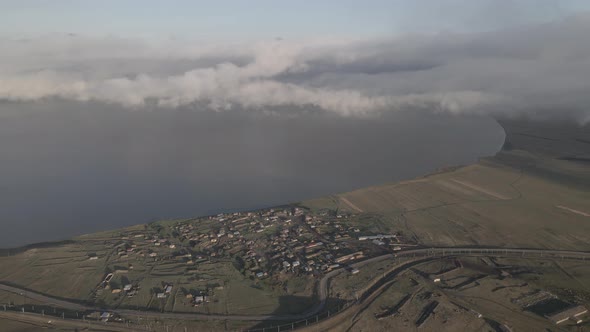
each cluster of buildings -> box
[185,291,210,307]
[164,207,408,282]
[89,205,410,306]
[110,283,139,297]
[156,283,174,299]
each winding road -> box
[1,247,589,322]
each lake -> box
[0,100,505,247]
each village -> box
[2,205,589,330]
[88,206,414,311]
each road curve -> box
[1,247,588,322]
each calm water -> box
[0,101,505,247]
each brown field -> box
[304,151,590,251]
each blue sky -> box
[2,0,590,40]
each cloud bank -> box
[1,14,590,122]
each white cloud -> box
[1,15,590,122]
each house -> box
[194,295,208,304]
[306,242,323,249]
[372,239,385,246]
[123,284,133,291]
[100,312,112,322]
[156,292,166,299]
[165,285,173,294]
[335,251,363,263]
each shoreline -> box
[0,117,509,251]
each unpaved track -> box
[451,179,510,200]
[556,205,590,217]
[339,196,363,212]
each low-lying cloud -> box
[1,14,590,122]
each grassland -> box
[304,137,590,250]
[0,222,313,317]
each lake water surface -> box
[0,101,505,247]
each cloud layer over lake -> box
[1,14,589,122]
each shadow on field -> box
[245,296,347,332]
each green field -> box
[0,222,314,316]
